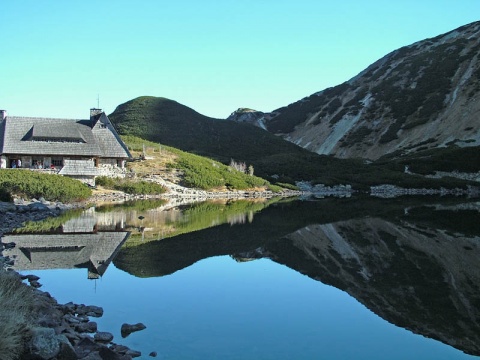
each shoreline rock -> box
[120,323,147,338]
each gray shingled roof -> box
[0,113,131,158]
[92,113,132,158]
[30,122,86,142]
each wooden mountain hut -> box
[0,108,132,185]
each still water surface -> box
[7,197,480,359]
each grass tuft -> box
[0,270,36,360]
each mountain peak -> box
[232,21,480,160]
[227,108,267,129]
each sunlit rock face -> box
[241,21,480,160]
[226,108,267,130]
[270,214,480,355]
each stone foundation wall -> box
[97,159,127,178]
[69,175,96,187]
[97,165,127,178]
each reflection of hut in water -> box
[3,208,130,279]
[2,207,130,279]
[3,232,130,279]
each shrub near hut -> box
[95,176,166,195]
[0,170,91,202]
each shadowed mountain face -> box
[114,199,480,355]
[241,21,480,160]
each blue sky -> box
[1,1,479,119]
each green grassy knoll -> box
[110,96,299,162]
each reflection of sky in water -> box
[29,256,475,360]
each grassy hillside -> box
[122,135,280,191]
[110,97,476,190]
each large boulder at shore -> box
[56,335,77,360]
[28,327,60,360]
[76,304,104,318]
[94,331,114,343]
[27,202,50,212]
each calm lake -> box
[5,197,480,359]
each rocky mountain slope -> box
[231,21,480,160]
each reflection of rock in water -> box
[3,232,130,279]
[268,217,480,356]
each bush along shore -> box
[0,199,150,360]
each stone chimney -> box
[90,108,103,118]
[90,108,103,127]
[0,110,6,121]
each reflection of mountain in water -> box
[114,198,480,355]
[269,216,480,356]
[3,208,130,279]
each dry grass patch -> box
[0,270,36,360]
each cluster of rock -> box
[89,177,304,205]
[296,182,353,198]
[0,253,150,360]
[88,191,159,203]
[426,171,480,183]
[22,282,148,359]
[370,184,480,198]
[165,188,301,200]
